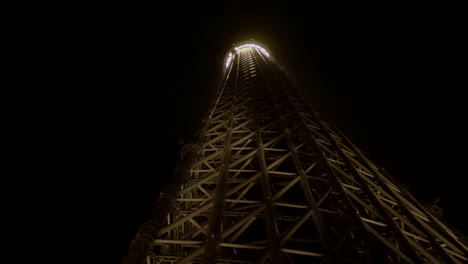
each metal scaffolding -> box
[123,42,468,264]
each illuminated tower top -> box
[223,41,273,73]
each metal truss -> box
[123,43,468,264]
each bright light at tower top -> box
[225,43,270,68]
[234,43,270,57]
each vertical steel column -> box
[252,85,283,263]
[252,51,332,256]
[257,54,368,263]
[203,52,240,264]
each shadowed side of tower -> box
[122,41,468,264]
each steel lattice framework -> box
[123,42,468,264]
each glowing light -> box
[233,43,270,57]
[225,52,233,68]
[259,47,270,57]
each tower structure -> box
[123,41,468,264]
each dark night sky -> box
[29,2,466,263]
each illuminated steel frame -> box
[123,43,468,264]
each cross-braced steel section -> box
[123,42,468,264]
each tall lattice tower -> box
[123,41,468,264]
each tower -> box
[123,41,468,263]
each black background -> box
[28,2,466,263]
